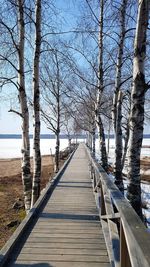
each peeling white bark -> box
[54,52,60,173]
[31,0,42,207]
[127,0,149,218]
[95,0,108,171]
[114,91,124,191]
[92,125,96,157]
[98,116,108,171]
[112,0,127,131]
[18,0,32,213]
[112,0,127,190]
[122,118,129,168]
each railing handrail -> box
[85,144,150,267]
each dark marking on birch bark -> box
[127,0,149,220]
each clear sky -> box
[0,0,78,135]
[0,0,150,135]
[0,103,50,134]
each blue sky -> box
[0,0,150,134]
[0,0,79,134]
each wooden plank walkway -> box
[6,144,110,267]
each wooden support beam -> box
[120,221,131,267]
[101,213,120,220]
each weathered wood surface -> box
[0,149,75,267]
[87,146,150,267]
[4,144,110,267]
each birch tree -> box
[54,52,60,172]
[114,91,123,190]
[18,0,32,212]
[0,0,32,212]
[40,49,69,173]
[113,0,127,191]
[112,0,127,131]
[122,90,131,168]
[31,0,42,207]
[95,0,108,171]
[127,0,150,218]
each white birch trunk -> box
[127,0,149,218]
[55,130,60,173]
[54,52,60,173]
[92,125,96,158]
[18,0,32,213]
[114,91,124,191]
[112,0,127,131]
[95,0,108,171]
[122,119,129,168]
[87,132,90,149]
[113,0,127,190]
[87,132,92,150]
[98,115,108,171]
[107,120,111,156]
[31,0,42,207]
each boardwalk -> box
[6,144,110,267]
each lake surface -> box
[0,138,87,158]
[0,136,149,159]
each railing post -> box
[120,221,131,267]
[89,163,93,180]
[90,162,97,192]
[100,182,106,216]
[93,171,97,191]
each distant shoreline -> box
[0,134,85,139]
[0,154,52,161]
[0,134,150,139]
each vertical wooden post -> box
[89,163,94,180]
[100,183,106,215]
[93,171,96,191]
[120,221,131,267]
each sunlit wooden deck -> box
[2,144,110,267]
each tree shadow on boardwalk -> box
[40,212,99,221]
[10,263,53,267]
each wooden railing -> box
[86,146,150,267]
[59,143,78,160]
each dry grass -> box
[141,157,150,182]
[0,155,54,249]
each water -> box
[0,136,149,159]
[95,138,150,163]
[0,138,85,158]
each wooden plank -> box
[35,223,101,228]
[33,225,101,230]
[23,242,108,249]
[17,254,110,262]
[20,248,108,256]
[29,233,105,239]
[31,229,103,234]
[26,237,106,244]
[11,261,111,267]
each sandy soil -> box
[0,155,55,249]
[140,157,150,182]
